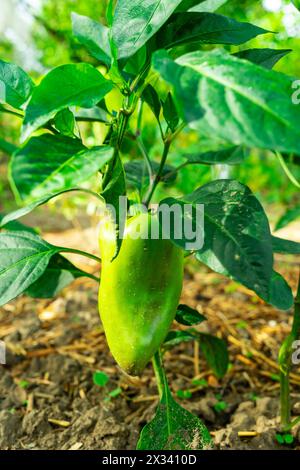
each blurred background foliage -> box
[0,0,299,224]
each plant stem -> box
[280,371,291,431]
[137,137,154,181]
[275,151,300,189]
[279,268,300,431]
[152,349,167,400]
[59,247,101,263]
[144,139,171,206]
[163,161,188,180]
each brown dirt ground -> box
[0,225,300,450]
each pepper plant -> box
[1,0,300,450]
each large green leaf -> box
[190,0,228,11]
[0,231,60,306]
[22,63,113,141]
[153,13,268,50]
[153,49,300,154]
[275,206,300,231]
[112,0,182,59]
[137,382,212,450]
[25,253,91,298]
[0,137,18,156]
[183,145,246,165]
[10,134,114,201]
[159,179,292,308]
[177,0,227,12]
[71,12,111,65]
[234,48,292,70]
[0,60,34,109]
[272,236,300,255]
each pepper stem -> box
[279,268,300,431]
[152,349,167,400]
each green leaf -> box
[164,329,229,378]
[142,84,162,121]
[54,108,75,137]
[0,137,18,156]
[102,153,126,209]
[125,160,176,192]
[108,387,122,398]
[213,400,227,413]
[137,382,212,450]
[153,13,269,51]
[177,389,192,399]
[101,153,127,257]
[112,0,182,59]
[268,271,293,311]
[284,434,294,445]
[272,236,300,255]
[234,48,292,70]
[177,0,228,12]
[159,179,291,308]
[153,49,300,155]
[0,60,34,109]
[10,134,114,201]
[276,433,285,445]
[163,330,195,349]
[75,106,110,123]
[0,231,60,306]
[196,332,228,378]
[162,92,179,132]
[292,0,300,11]
[71,12,111,65]
[22,63,113,141]
[124,46,148,75]
[184,145,246,165]
[192,378,208,387]
[25,253,90,298]
[275,206,300,231]
[175,304,206,325]
[93,371,109,387]
[106,0,115,27]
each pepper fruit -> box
[98,212,184,376]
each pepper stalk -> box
[278,268,300,431]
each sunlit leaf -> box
[0,60,33,109]
[22,63,113,141]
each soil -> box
[0,226,300,451]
